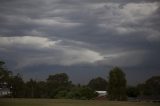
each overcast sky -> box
[0,0,160,85]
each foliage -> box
[0,61,12,83]
[88,77,107,91]
[138,76,160,98]
[55,90,68,99]
[66,86,97,100]
[46,73,72,98]
[25,79,44,98]
[10,74,25,98]
[145,76,160,96]
[108,67,127,101]
[127,86,139,97]
[77,86,97,99]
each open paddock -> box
[0,99,160,106]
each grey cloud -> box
[0,36,104,69]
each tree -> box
[144,76,160,96]
[127,86,139,98]
[46,73,71,98]
[0,61,12,83]
[108,67,127,101]
[78,86,97,100]
[25,79,37,98]
[88,77,107,91]
[137,76,160,100]
[35,81,48,98]
[145,76,160,96]
[66,86,97,100]
[11,74,25,98]
[47,73,69,86]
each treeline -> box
[0,61,160,100]
[9,73,98,99]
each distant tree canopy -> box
[46,73,72,98]
[138,76,160,98]
[65,86,97,100]
[0,61,12,83]
[145,76,160,96]
[108,67,127,101]
[11,74,25,98]
[88,77,107,91]
[47,73,70,86]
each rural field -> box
[0,99,160,106]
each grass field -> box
[0,99,160,106]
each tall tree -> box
[25,79,37,98]
[137,76,160,100]
[46,73,71,98]
[88,77,107,91]
[11,74,25,98]
[0,61,12,83]
[108,67,127,101]
[35,81,48,98]
[144,76,160,96]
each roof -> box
[96,91,107,94]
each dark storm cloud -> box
[0,0,160,84]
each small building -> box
[0,82,11,97]
[95,91,107,100]
[96,91,107,97]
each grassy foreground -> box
[0,99,160,106]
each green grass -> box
[0,99,160,106]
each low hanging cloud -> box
[0,36,104,68]
[102,50,147,67]
[0,36,60,48]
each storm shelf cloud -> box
[0,0,160,85]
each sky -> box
[0,0,160,85]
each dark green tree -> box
[11,74,25,98]
[88,77,107,91]
[137,76,160,100]
[46,73,71,98]
[66,86,97,100]
[0,61,12,83]
[144,76,160,96]
[78,86,97,100]
[127,86,139,98]
[35,81,48,98]
[25,79,37,98]
[108,67,127,101]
